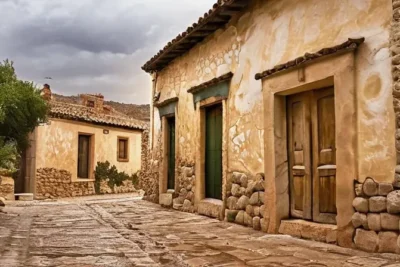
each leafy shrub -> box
[94,161,138,194]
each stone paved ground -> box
[1,195,400,267]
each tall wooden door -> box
[287,87,336,224]
[205,104,223,200]
[167,117,176,190]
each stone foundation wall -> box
[98,179,137,194]
[171,164,195,212]
[0,176,14,200]
[225,172,266,231]
[352,178,400,253]
[36,168,95,199]
[140,130,160,203]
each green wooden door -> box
[205,104,223,200]
[167,117,176,190]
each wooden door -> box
[167,117,176,190]
[78,135,90,178]
[205,104,223,200]
[288,92,313,220]
[287,87,336,224]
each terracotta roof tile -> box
[49,101,148,130]
[187,72,233,94]
[142,0,249,73]
[255,38,365,80]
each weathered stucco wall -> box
[153,0,394,183]
[35,118,143,180]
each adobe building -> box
[21,85,148,199]
[141,0,400,253]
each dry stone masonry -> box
[140,130,160,203]
[352,177,400,253]
[36,168,95,198]
[171,165,196,212]
[0,175,14,200]
[225,172,266,232]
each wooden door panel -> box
[287,93,312,220]
[312,87,337,224]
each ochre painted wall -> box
[152,0,394,183]
[35,118,142,180]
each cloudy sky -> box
[0,0,216,104]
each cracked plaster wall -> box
[153,0,394,182]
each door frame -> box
[261,51,357,246]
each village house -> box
[17,85,148,199]
[141,0,400,253]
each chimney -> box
[80,93,104,110]
[41,84,52,101]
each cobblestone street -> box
[1,195,400,267]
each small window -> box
[87,100,95,107]
[117,137,129,162]
[78,134,91,178]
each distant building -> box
[21,86,148,198]
[141,0,400,253]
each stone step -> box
[14,193,34,201]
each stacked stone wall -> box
[171,164,196,212]
[225,172,267,231]
[0,176,14,200]
[140,130,160,203]
[352,178,400,253]
[98,179,137,194]
[36,168,95,198]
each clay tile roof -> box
[49,101,148,130]
[141,0,249,73]
[255,38,365,80]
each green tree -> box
[0,60,48,171]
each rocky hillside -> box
[53,94,150,121]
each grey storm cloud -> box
[0,0,216,104]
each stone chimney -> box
[80,93,104,111]
[41,84,52,101]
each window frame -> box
[117,136,129,162]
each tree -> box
[0,60,48,171]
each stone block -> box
[379,183,394,196]
[227,196,238,210]
[182,199,192,210]
[235,210,245,225]
[237,195,249,210]
[378,231,398,253]
[254,206,260,217]
[279,220,336,243]
[225,209,239,223]
[387,190,400,213]
[260,218,268,232]
[231,172,242,184]
[16,193,33,201]
[367,213,381,231]
[354,229,378,252]
[159,193,173,207]
[197,199,222,219]
[352,197,368,213]
[253,216,261,231]
[245,180,256,196]
[0,197,5,207]
[246,205,254,217]
[244,212,253,227]
[381,213,400,231]
[369,196,387,212]
[355,183,364,197]
[240,174,248,188]
[231,183,241,197]
[260,205,265,218]
[352,212,368,229]
[363,178,378,196]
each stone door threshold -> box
[198,198,223,219]
[279,219,337,244]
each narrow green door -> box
[167,117,175,190]
[205,104,223,200]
